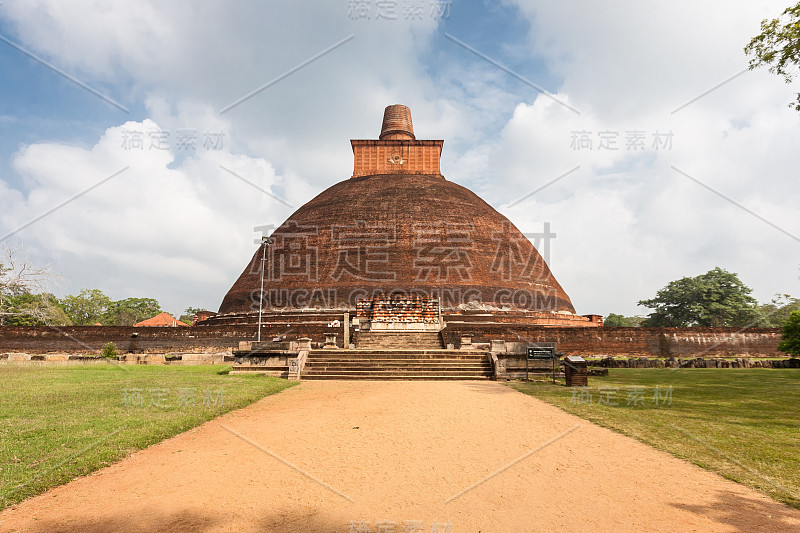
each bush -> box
[778,310,800,356]
[100,342,118,359]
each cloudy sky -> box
[1,0,798,318]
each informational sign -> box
[527,347,555,359]
[525,346,557,384]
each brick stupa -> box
[214,105,598,327]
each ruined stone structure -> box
[1,108,786,378]
[0,325,783,359]
[212,105,595,329]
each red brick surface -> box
[218,172,576,315]
[351,140,442,177]
[0,324,781,357]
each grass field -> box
[0,363,295,510]
[513,369,800,509]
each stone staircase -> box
[302,349,493,380]
[354,330,443,350]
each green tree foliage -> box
[755,294,800,326]
[61,291,163,326]
[3,293,72,326]
[61,289,112,326]
[604,314,646,327]
[100,342,118,359]
[638,267,758,327]
[104,298,162,326]
[0,244,54,325]
[745,2,800,112]
[777,310,800,356]
[179,307,207,325]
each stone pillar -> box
[489,340,506,353]
[344,311,350,348]
[298,337,312,351]
[324,334,337,349]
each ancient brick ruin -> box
[212,104,592,332]
[2,105,785,379]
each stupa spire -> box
[351,104,442,178]
[379,104,415,140]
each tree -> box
[745,2,800,112]
[179,307,207,325]
[104,298,162,326]
[0,243,55,326]
[777,310,800,356]
[755,294,800,326]
[3,293,72,326]
[604,313,646,327]
[61,289,112,326]
[638,267,758,327]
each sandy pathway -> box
[1,381,798,532]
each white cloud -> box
[481,1,800,315]
[2,111,295,313]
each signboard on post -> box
[527,347,555,359]
[525,346,557,383]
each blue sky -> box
[1,0,799,318]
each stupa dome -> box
[218,105,577,316]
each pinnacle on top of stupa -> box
[379,104,415,140]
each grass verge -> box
[0,363,295,509]
[512,369,800,509]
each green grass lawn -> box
[0,363,295,510]
[513,369,800,509]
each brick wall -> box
[351,140,443,177]
[443,324,783,357]
[0,322,346,354]
[0,324,782,357]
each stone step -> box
[307,356,488,361]
[357,339,441,342]
[304,367,490,373]
[302,374,492,381]
[356,345,444,350]
[308,350,486,356]
[355,331,443,350]
[303,362,492,372]
[303,346,492,380]
[305,357,489,363]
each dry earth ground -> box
[1,381,798,532]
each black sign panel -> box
[527,347,555,359]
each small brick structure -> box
[563,355,588,387]
[356,295,440,327]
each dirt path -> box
[1,381,798,532]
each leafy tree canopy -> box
[104,298,162,326]
[0,244,54,325]
[3,293,71,326]
[755,294,800,326]
[745,2,800,112]
[604,313,646,327]
[777,310,800,356]
[638,267,758,327]
[179,307,208,325]
[61,289,112,326]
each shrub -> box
[100,342,118,359]
[777,310,800,357]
